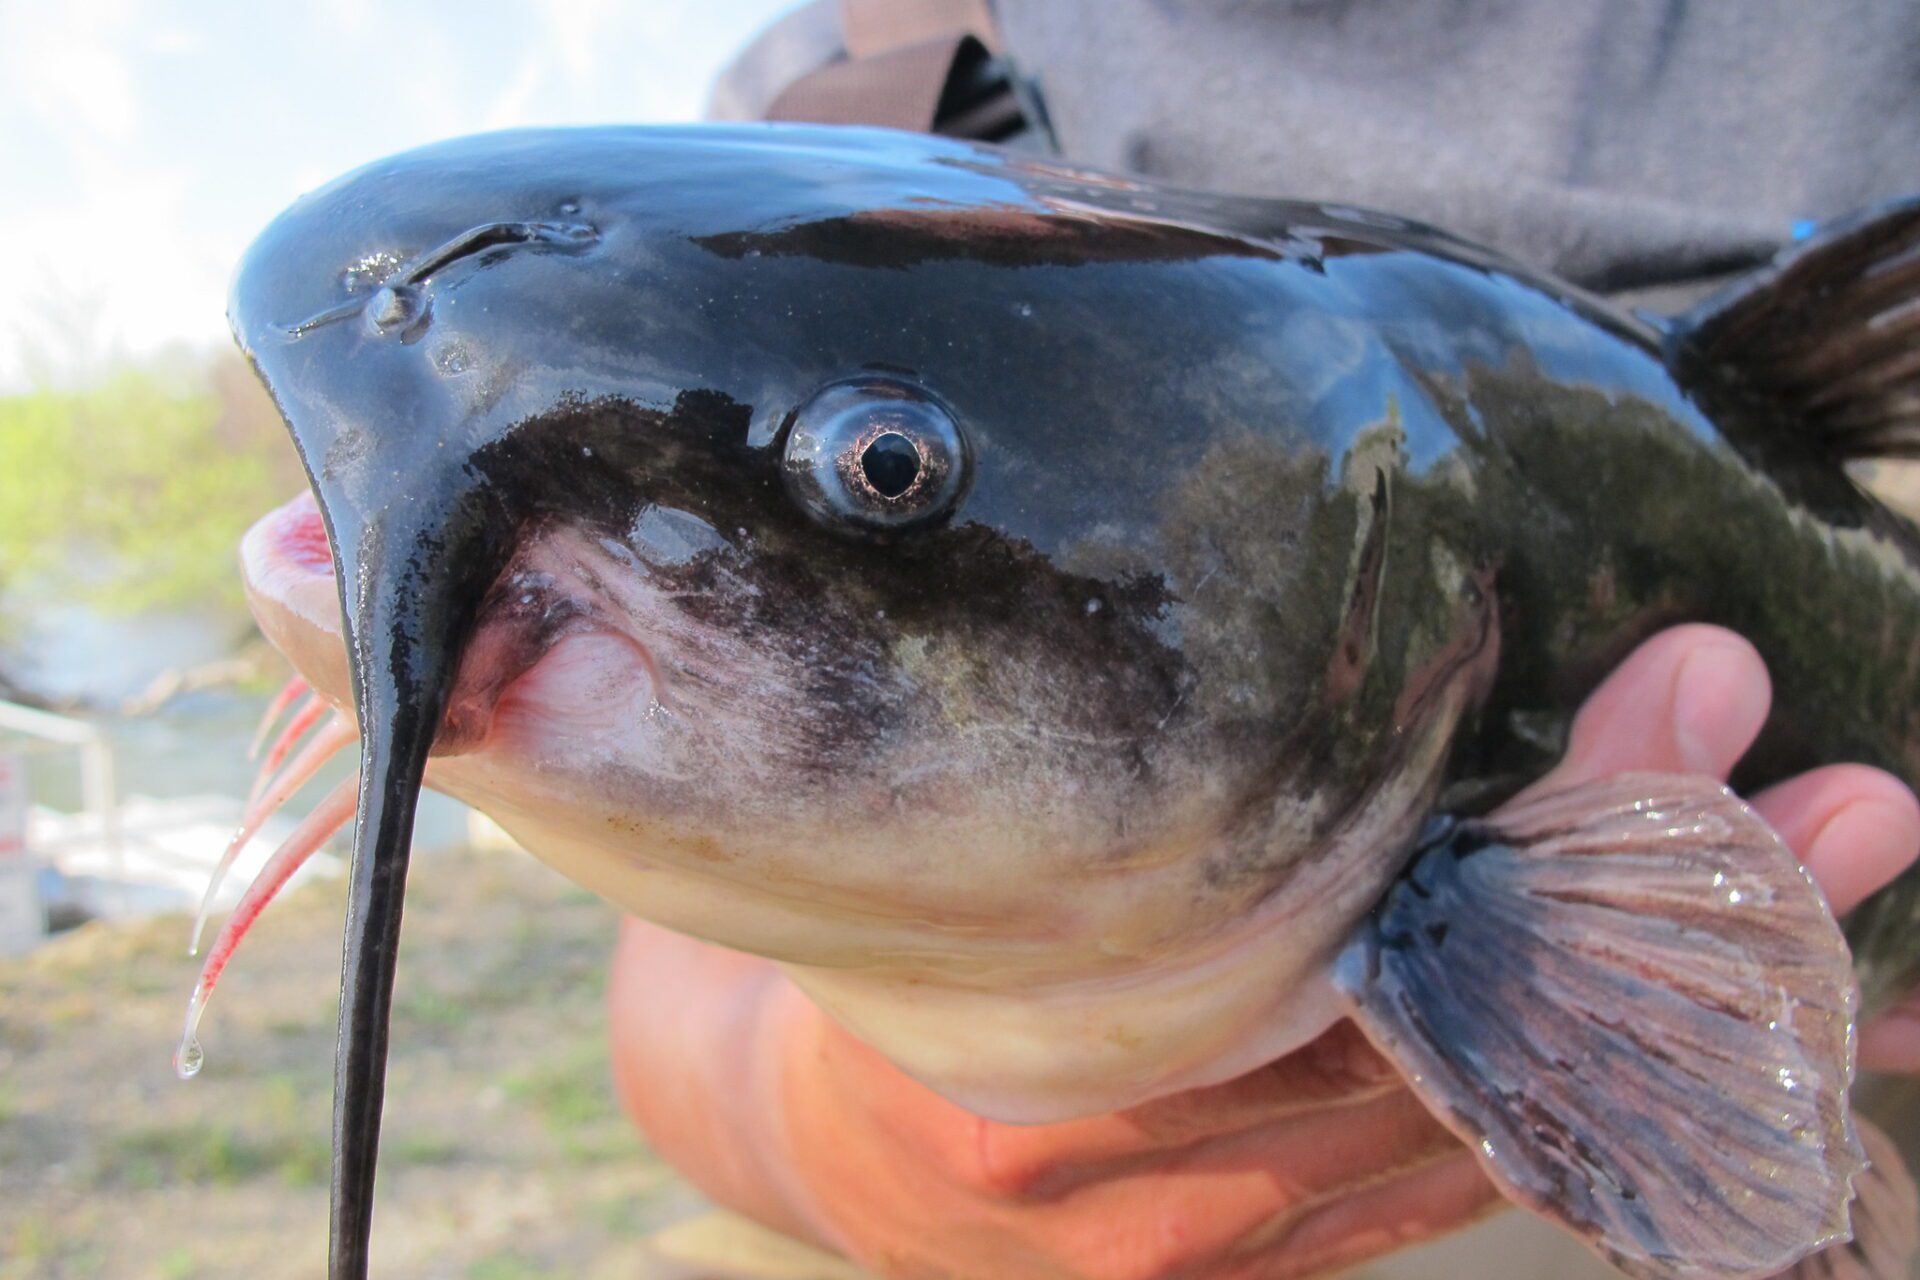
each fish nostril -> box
[861,432,922,499]
[365,283,430,341]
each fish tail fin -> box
[1666,195,1920,463]
[1334,772,1863,1280]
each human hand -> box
[607,623,1920,1279]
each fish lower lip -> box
[240,493,353,708]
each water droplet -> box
[1085,598,1103,615]
[1013,301,1034,318]
[174,981,210,1081]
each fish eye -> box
[781,378,971,534]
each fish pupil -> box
[861,432,922,499]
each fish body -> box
[211,125,1920,1277]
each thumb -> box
[1528,625,1770,794]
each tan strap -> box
[840,0,1000,57]
[767,34,977,131]
[758,0,1039,144]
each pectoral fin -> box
[1333,773,1864,1280]
[1774,1118,1919,1280]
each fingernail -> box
[1672,642,1768,775]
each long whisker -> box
[176,772,359,1079]
[248,676,311,760]
[190,712,356,955]
[250,692,330,806]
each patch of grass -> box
[502,1045,619,1132]
[554,1127,642,1166]
[275,1143,328,1187]
[107,1122,330,1188]
[501,1043,643,1165]
[157,1249,197,1280]
[467,1252,561,1280]
[8,1217,53,1262]
[40,992,99,1026]
[398,987,475,1030]
[387,1132,462,1166]
[589,1182,671,1237]
[108,969,172,997]
[1,1220,104,1279]
[0,1018,39,1055]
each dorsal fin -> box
[1668,196,1920,462]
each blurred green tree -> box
[0,355,299,616]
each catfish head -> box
[218,125,1505,1277]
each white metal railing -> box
[0,699,122,875]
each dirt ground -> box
[4,844,1912,1280]
[0,848,699,1280]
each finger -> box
[1860,997,1920,1074]
[1024,1089,1464,1274]
[607,919,821,1241]
[786,1029,1461,1280]
[1531,625,1771,795]
[1751,765,1920,914]
[970,1022,1403,1192]
[1202,1149,1502,1280]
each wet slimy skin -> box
[219,126,1920,1277]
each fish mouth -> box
[237,489,666,759]
[181,491,666,1067]
[239,492,353,710]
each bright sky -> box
[0,0,802,389]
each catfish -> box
[186,124,1920,1279]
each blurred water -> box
[1,601,471,866]
[7,598,231,708]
